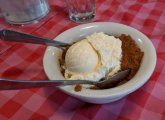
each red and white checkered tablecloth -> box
[0,0,165,120]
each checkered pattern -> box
[0,0,165,119]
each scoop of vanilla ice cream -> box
[65,40,99,75]
[64,32,122,80]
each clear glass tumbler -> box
[0,0,50,24]
[66,0,95,23]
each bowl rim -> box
[43,22,157,98]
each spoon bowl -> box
[43,22,156,104]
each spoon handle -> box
[0,78,95,90]
[0,29,69,48]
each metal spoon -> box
[0,29,70,49]
[0,69,130,90]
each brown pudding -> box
[59,34,144,92]
[119,34,144,85]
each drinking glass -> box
[0,0,50,24]
[66,0,95,23]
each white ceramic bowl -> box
[43,22,156,104]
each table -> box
[0,0,165,120]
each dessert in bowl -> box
[61,32,122,82]
[60,32,144,91]
[43,22,156,104]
